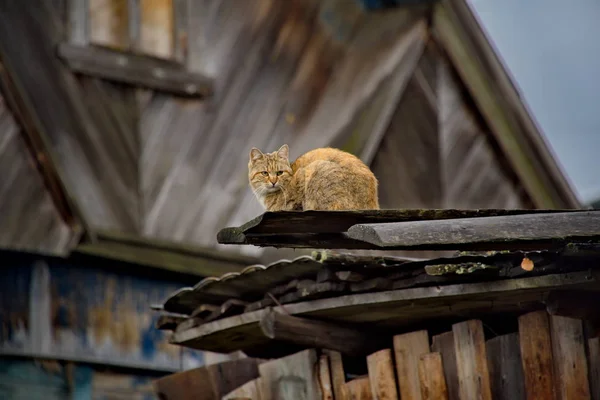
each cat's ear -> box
[276,144,289,160]
[249,147,263,162]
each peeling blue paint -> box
[0,251,205,372]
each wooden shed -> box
[155,209,600,399]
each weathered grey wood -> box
[346,211,600,250]
[68,0,89,45]
[418,352,449,400]
[218,209,576,238]
[432,0,580,209]
[222,378,264,400]
[550,315,591,400]
[486,333,526,400]
[171,271,599,354]
[431,332,459,400]
[259,349,321,400]
[367,349,399,400]
[153,358,261,400]
[172,0,188,64]
[589,337,600,400]
[393,330,430,400]
[259,308,379,356]
[518,310,557,400]
[452,320,492,400]
[58,43,213,97]
[127,0,141,50]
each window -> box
[59,0,211,98]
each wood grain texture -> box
[153,358,261,400]
[589,337,600,400]
[418,352,449,400]
[172,271,600,354]
[433,0,579,209]
[259,309,377,356]
[319,355,335,400]
[324,350,346,400]
[393,330,430,400]
[0,90,74,254]
[343,377,373,400]
[222,378,264,400]
[452,320,492,400]
[550,315,591,400]
[486,333,526,400]
[259,349,321,400]
[346,211,600,250]
[431,332,459,400]
[518,310,557,400]
[367,349,399,400]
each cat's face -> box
[248,144,293,196]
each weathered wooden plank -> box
[346,211,600,250]
[486,333,526,400]
[171,271,600,354]
[431,332,459,400]
[58,43,212,97]
[218,209,576,238]
[324,350,346,400]
[319,355,335,400]
[343,377,373,400]
[367,349,399,400]
[432,0,579,209]
[259,309,379,356]
[153,358,261,400]
[259,349,321,400]
[222,378,264,400]
[550,315,591,400]
[418,352,449,400]
[393,330,430,400]
[589,337,600,400]
[452,320,492,400]
[518,310,557,400]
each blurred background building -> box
[0,0,594,398]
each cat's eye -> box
[276,171,283,176]
[261,171,268,176]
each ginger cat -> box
[248,144,379,211]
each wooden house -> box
[0,0,585,398]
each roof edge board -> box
[432,0,581,209]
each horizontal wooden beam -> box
[259,308,384,356]
[346,211,600,250]
[545,290,600,321]
[57,43,213,97]
[171,270,599,354]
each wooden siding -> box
[438,59,526,209]
[0,92,73,254]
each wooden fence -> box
[217,310,599,400]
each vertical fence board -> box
[367,349,399,400]
[550,315,591,400]
[486,333,526,400]
[259,349,321,400]
[432,332,459,400]
[324,350,346,400]
[418,352,449,400]
[319,355,334,400]
[343,377,373,400]
[394,330,430,400]
[518,310,557,400]
[452,319,492,400]
[589,337,600,400]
